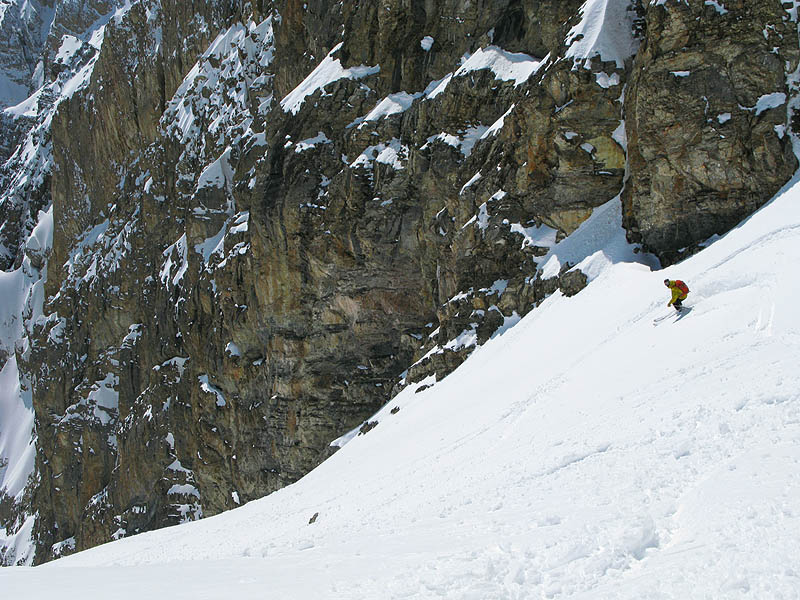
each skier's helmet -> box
[664,279,670,286]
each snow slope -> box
[3,177,800,596]
[565,0,640,68]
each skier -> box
[664,279,689,311]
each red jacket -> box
[667,280,689,305]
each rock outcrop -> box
[624,0,799,264]
[0,0,796,564]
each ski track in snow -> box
[3,167,800,598]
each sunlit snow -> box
[280,43,380,115]
[565,0,640,68]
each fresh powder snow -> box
[3,165,800,598]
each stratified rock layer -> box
[624,0,799,264]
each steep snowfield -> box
[3,179,800,596]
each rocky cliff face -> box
[623,0,799,263]
[1,0,797,564]
[0,0,54,109]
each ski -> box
[653,312,677,324]
[653,310,681,324]
[653,306,690,325]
